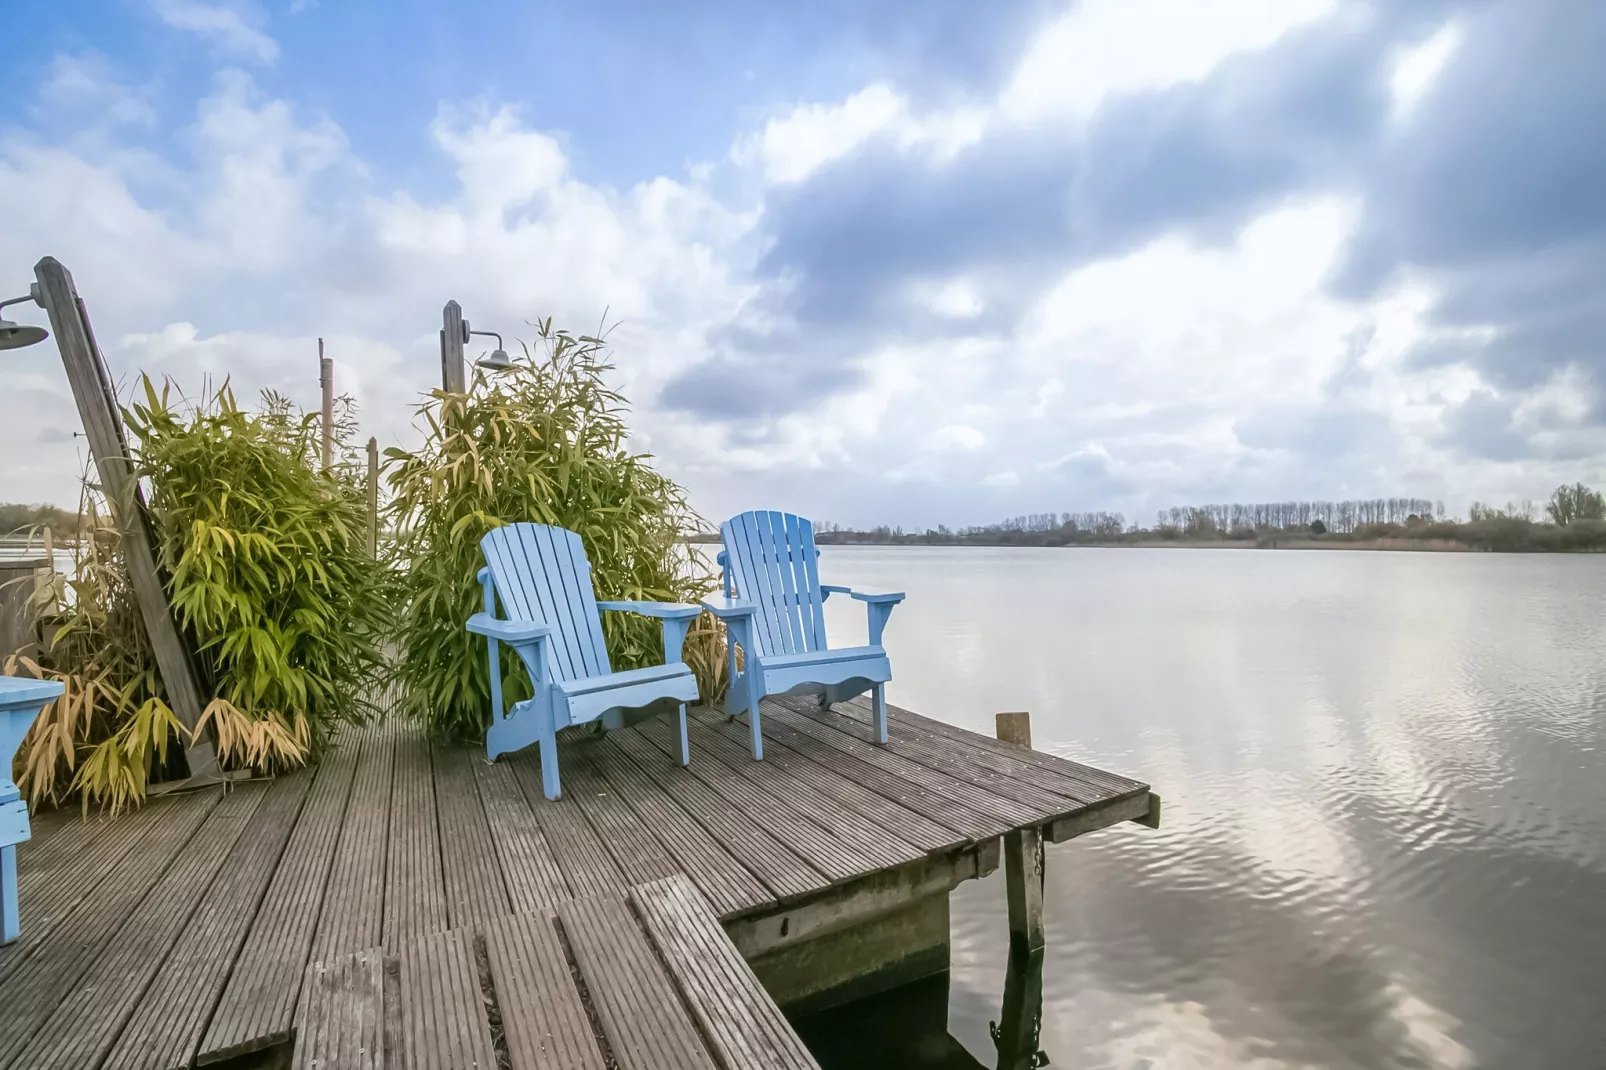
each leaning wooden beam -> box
[31,257,220,783]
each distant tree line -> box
[0,502,80,537]
[1155,498,1442,536]
[807,483,1606,553]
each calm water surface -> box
[795,547,1606,1070]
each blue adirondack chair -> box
[467,523,702,800]
[702,510,905,757]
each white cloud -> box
[934,424,987,450]
[37,53,158,128]
[149,0,280,65]
[982,471,1021,487]
[1389,20,1465,123]
[1000,0,1337,125]
[739,84,987,185]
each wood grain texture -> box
[294,948,386,1070]
[557,897,716,1070]
[398,929,496,1070]
[107,773,314,1070]
[200,741,361,1062]
[632,875,820,1070]
[483,913,606,1070]
[0,789,218,1068]
[17,786,266,1070]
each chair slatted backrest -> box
[720,511,827,658]
[480,523,611,684]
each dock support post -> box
[997,711,1044,953]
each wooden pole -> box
[440,300,465,394]
[365,436,379,558]
[997,710,1044,953]
[319,338,333,471]
[440,300,465,392]
[32,257,220,782]
[995,711,1031,749]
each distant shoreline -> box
[683,535,1605,553]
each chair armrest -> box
[596,600,702,621]
[820,585,905,605]
[476,566,492,585]
[466,613,550,644]
[700,597,758,619]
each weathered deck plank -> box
[482,913,607,1070]
[382,734,446,949]
[765,701,1044,825]
[0,796,172,981]
[732,707,1011,843]
[606,731,828,901]
[581,741,773,919]
[561,741,682,888]
[199,740,362,1063]
[16,785,267,1070]
[432,745,510,930]
[398,928,496,1070]
[0,790,219,1068]
[293,948,386,1070]
[106,772,315,1070]
[641,715,927,870]
[557,896,717,1070]
[840,695,1148,798]
[509,753,627,900]
[309,725,396,967]
[632,875,820,1070]
[471,760,570,914]
[690,708,964,853]
[797,698,1108,813]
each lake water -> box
[792,547,1606,1070]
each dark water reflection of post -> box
[797,948,1051,1069]
[991,949,1048,1070]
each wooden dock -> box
[0,694,1153,1069]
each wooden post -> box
[440,300,465,393]
[365,437,379,558]
[319,338,333,471]
[0,560,46,662]
[32,257,221,782]
[997,710,1044,953]
[995,711,1031,748]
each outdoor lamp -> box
[0,288,48,351]
[467,326,514,371]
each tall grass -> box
[385,319,721,739]
[7,379,389,811]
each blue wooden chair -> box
[702,510,905,758]
[2,675,64,945]
[467,523,702,800]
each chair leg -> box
[677,703,690,766]
[539,717,561,800]
[1,844,18,945]
[872,683,888,745]
[817,693,832,710]
[747,669,764,762]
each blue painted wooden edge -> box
[595,600,702,620]
[465,613,550,644]
[700,597,759,619]
[0,678,65,709]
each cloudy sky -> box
[1,0,1601,528]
